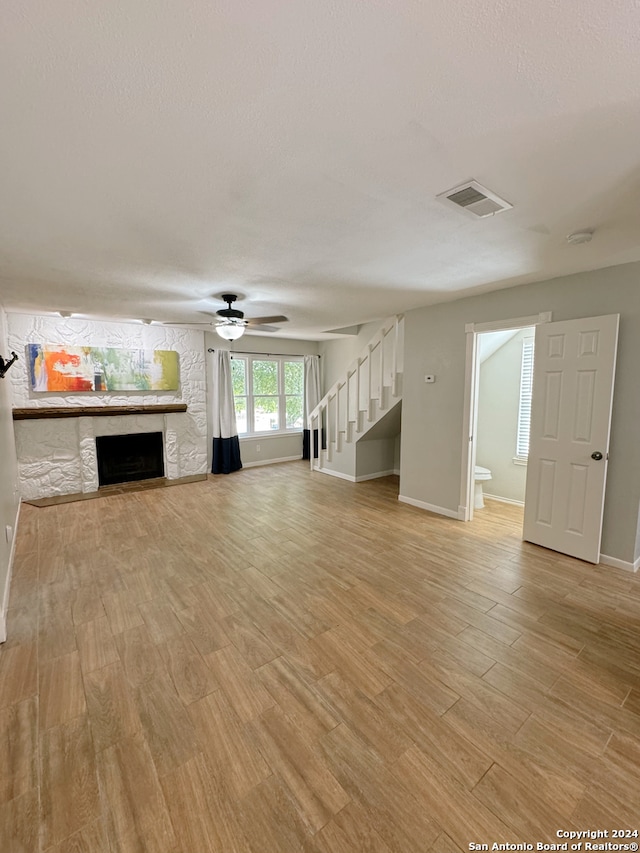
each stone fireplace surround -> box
[14,410,204,500]
[7,314,208,501]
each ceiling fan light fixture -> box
[216,323,246,341]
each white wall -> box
[0,307,21,642]
[8,314,208,498]
[476,329,531,503]
[399,261,640,566]
[205,332,319,468]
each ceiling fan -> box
[167,294,288,340]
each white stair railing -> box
[308,315,404,471]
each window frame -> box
[231,353,304,438]
[515,336,535,463]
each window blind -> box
[516,337,535,459]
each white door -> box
[523,314,619,563]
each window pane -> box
[286,395,303,429]
[231,358,246,396]
[284,361,303,395]
[252,360,278,395]
[234,396,247,434]
[254,396,279,431]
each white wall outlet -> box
[424,375,436,383]
[256,444,261,452]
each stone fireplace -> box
[14,411,202,499]
[7,314,209,501]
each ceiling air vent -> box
[437,180,513,218]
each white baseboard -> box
[484,493,525,507]
[316,467,356,482]
[355,469,397,482]
[398,494,460,520]
[242,455,301,469]
[599,553,640,574]
[313,467,400,484]
[0,501,22,644]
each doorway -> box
[461,311,619,564]
[459,312,551,524]
[473,326,534,518]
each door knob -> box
[591,451,603,461]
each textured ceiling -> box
[1,1,640,339]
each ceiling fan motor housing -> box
[217,294,245,321]
[217,308,245,320]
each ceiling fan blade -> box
[162,320,215,326]
[246,315,288,326]
[249,324,281,333]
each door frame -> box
[459,311,552,522]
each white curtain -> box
[302,354,321,459]
[211,350,242,474]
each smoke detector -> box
[437,180,513,218]
[566,230,593,245]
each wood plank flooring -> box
[2,460,640,852]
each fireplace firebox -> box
[96,432,165,486]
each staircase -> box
[308,315,404,481]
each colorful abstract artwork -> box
[27,344,180,392]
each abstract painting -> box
[27,344,180,392]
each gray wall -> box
[400,261,640,564]
[319,321,381,393]
[205,332,319,468]
[319,438,356,479]
[318,322,401,481]
[355,403,401,480]
[0,307,20,641]
[240,433,306,467]
[356,438,397,479]
[476,329,531,503]
[394,433,401,471]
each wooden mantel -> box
[12,403,188,420]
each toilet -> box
[474,465,492,509]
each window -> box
[231,355,304,436]
[515,337,535,460]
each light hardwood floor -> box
[2,461,640,852]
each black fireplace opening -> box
[96,432,165,487]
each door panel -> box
[542,372,562,438]
[523,314,619,563]
[535,459,556,526]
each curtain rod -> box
[207,348,320,358]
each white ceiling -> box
[1,1,640,339]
